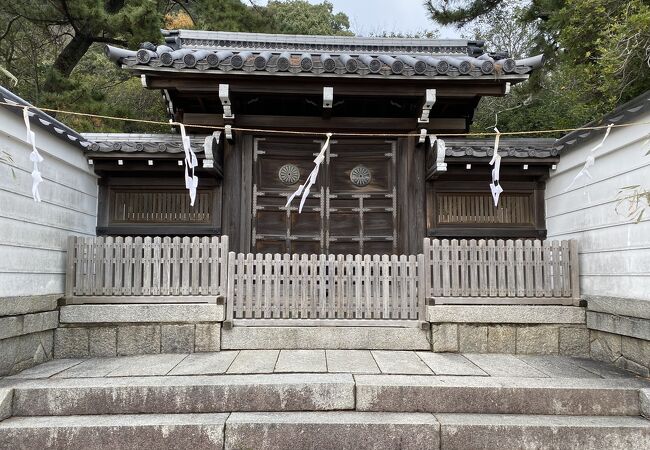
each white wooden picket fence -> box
[225,253,425,326]
[65,236,229,304]
[65,236,580,323]
[423,238,580,305]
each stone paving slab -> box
[326,350,380,374]
[12,374,356,416]
[416,353,488,376]
[435,413,650,450]
[275,350,327,373]
[371,351,432,375]
[517,355,601,379]
[0,413,228,449]
[225,412,440,450]
[53,357,128,378]
[6,359,84,379]
[169,352,239,375]
[463,354,548,378]
[106,354,187,377]
[227,350,279,374]
[570,357,634,379]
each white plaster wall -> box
[0,108,97,297]
[546,111,650,300]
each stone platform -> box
[1,352,649,449]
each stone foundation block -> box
[161,324,194,353]
[0,295,59,317]
[54,328,89,358]
[587,311,650,341]
[516,326,559,355]
[0,389,13,421]
[428,305,585,324]
[621,336,650,369]
[117,325,160,356]
[89,327,117,357]
[431,324,457,352]
[590,330,622,363]
[559,326,590,356]
[457,325,488,353]
[487,325,516,353]
[195,324,221,352]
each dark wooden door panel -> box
[253,138,396,254]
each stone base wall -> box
[586,296,650,377]
[0,295,60,376]
[54,304,224,358]
[55,323,221,358]
[428,305,589,356]
[431,323,589,356]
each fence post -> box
[224,250,236,329]
[64,236,76,303]
[569,239,581,305]
[417,253,429,328]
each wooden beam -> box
[147,75,513,97]
[183,113,467,132]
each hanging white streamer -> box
[286,133,332,213]
[489,127,503,206]
[23,108,43,202]
[564,124,613,192]
[178,122,199,206]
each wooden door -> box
[252,137,397,254]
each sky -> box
[254,0,459,38]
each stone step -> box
[11,374,355,416]
[221,326,431,350]
[0,413,227,450]
[225,411,440,449]
[9,373,647,417]
[2,411,646,450]
[436,413,650,450]
[355,375,647,416]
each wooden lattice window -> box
[436,192,534,225]
[109,190,214,225]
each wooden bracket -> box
[219,83,234,119]
[203,131,221,169]
[418,128,428,144]
[323,86,333,119]
[427,136,447,177]
[418,89,436,123]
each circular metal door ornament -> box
[350,165,371,187]
[278,164,300,185]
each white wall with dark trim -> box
[546,108,650,301]
[0,107,97,298]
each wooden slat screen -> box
[437,192,533,225]
[111,190,213,224]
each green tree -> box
[426,0,650,131]
[266,0,352,35]
[0,1,352,132]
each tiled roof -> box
[82,133,209,154]
[554,90,650,152]
[83,133,557,159]
[105,29,544,80]
[445,138,558,158]
[0,86,92,150]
